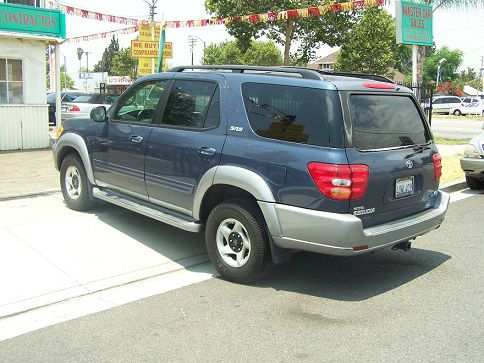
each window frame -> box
[110,78,171,126]
[0,57,24,105]
[157,78,221,132]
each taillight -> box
[70,105,80,112]
[308,162,369,200]
[432,153,442,181]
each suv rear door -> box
[344,92,439,227]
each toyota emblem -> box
[406,160,414,169]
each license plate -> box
[395,176,414,198]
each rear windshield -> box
[350,95,429,150]
[242,83,342,147]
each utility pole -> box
[142,0,158,22]
[188,36,197,65]
[479,56,484,80]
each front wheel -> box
[466,175,484,190]
[60,154,96,211]
[205,200,273,283]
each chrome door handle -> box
[197,146,216,156]
[129,135,143,143]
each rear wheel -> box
[205,200,272,283]
[465,175,484,190]
[60,154,96,211]
[453,109,462,116]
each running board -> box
[92,187,203,233]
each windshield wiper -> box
[405,145,431,159]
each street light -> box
[188,35,206,65]
[436,58,447,87]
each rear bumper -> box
[260,191,449,256]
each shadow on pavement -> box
[78,201,451,301]
[253,247,451,301]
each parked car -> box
[47,91,85,126]
[422,95,463,115]
[451,99,484,117]
[52,65,449,283]
[460,126,484,189]
[61,93,119,121]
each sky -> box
[56,0,484,82]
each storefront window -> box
[0,59,23,104]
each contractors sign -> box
[130,41,173,59]
[395,0,432,46]
[0,2,66,39]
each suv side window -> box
[114,80,167,124]
[445,97,461,104]
[241,83,341,147]
[433,98,442,104]
[161,80,219,129]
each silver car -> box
[61,93,119,121]
[460,125,484,189]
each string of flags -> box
[49,0,387,33]
[66,26,138,44]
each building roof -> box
[309,51,338,65]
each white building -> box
[0,1,65,151]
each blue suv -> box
[53,66,449,283]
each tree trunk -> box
[283,20,294,66]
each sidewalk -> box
[0,149,59,199]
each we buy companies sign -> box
[395,0,433,46]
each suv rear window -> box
[242,83,342,147]
[350,95,429,150]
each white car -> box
[451,100,484,117]
[61,93,119,121]
[422,95,463,114]
[460,124,484,189]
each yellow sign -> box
[131,41,173,59]
[137,21,166,76]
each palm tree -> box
[415,0,484,84]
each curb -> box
[440,180,467,193]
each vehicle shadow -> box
[253,247,451,301]
[88,202,209,269]
[82,202,451,302]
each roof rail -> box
[281,66,394,83]
[168,65,323,81]
[317,69,395,83]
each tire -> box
[453,109,462,116]
[466,175,484,190]
[205,200,273,284]
[60,154,96,211]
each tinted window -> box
[114,80,166,124]
[350,95,429,150]
[445,97,461,104]
[242,83,341,147]
[72,95,95,103]
[432,98,443,104]
[63,93,82,102]
[161,80,219,128]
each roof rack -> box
[281,66,394,83]
[168,65,323,81]
[316,69,394,83]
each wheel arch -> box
[54,132,95,184]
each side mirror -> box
[90,106,107,122]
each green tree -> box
[110,47,138,79]
[205,0,356,66]
[423,46,463,83]
[93,36,120,74]
[202,40,283,66]
[334,8,396,76]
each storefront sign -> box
[106,76,132,86]
[137,21,167,76]
[130,41,172,59]
[0,2,66,39]
[395,0,432,46]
